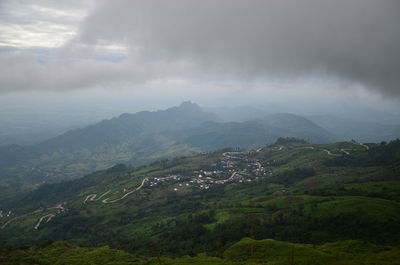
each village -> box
[145,150,274,192]
[2,149,278,230]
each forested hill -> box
[39,101,219,150]
[0,102,335,203]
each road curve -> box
[1,218,16,230]
[323,149,341,156]
[340,149,351,155]
[102,177,148,204]
[34,214,55,230]
[83,190,111,204]
[1,208,45,230]
[216,171,238,184]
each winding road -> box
[1,218,16,230]
[101,177,148,204]
[83,190,111,204]
[323,149,341,156]
[218,171,238,183]
[51,203,65,211]
[340,149,351,155]
[34,214,55,230]
[303,146,315,150]
[1,208,45,230]
[229,172,237,181]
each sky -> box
[0,0,400,122]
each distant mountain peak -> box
[161,101,202,114]
[178,101,200,110]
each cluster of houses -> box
[144,150,274,192]
[148,175,181,187]
[0,210,12,218]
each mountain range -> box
[0,102,336,202]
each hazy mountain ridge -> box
[257,113,336,142]
[209,105,400,143]
[175,114,333,151]
[0,102,337,203]
[38,101,218,151]
[307,114,400,142]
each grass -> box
[306,196,400,221]
[203,210,230,230]
[3,239,400,265]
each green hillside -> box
[1,138,399,264]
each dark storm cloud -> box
[76,0,400,97]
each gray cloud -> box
[0,53,131,92]
[1,0,399,99]
[75,0,400,97]
[0,51,201,92]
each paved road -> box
[34,214,55,230]
[102,177,148,204]
[50,203,65,211]
[323,149,341,156]
[83,190,111,204]
[1,208,44,230]
[1,218,16,229]
[341,149,351,155]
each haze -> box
[1,0,399,144]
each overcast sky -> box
[0,0,399,116]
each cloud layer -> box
[77,0,400,96]
[1,0,399,98]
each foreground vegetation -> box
[1,238,400,265]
